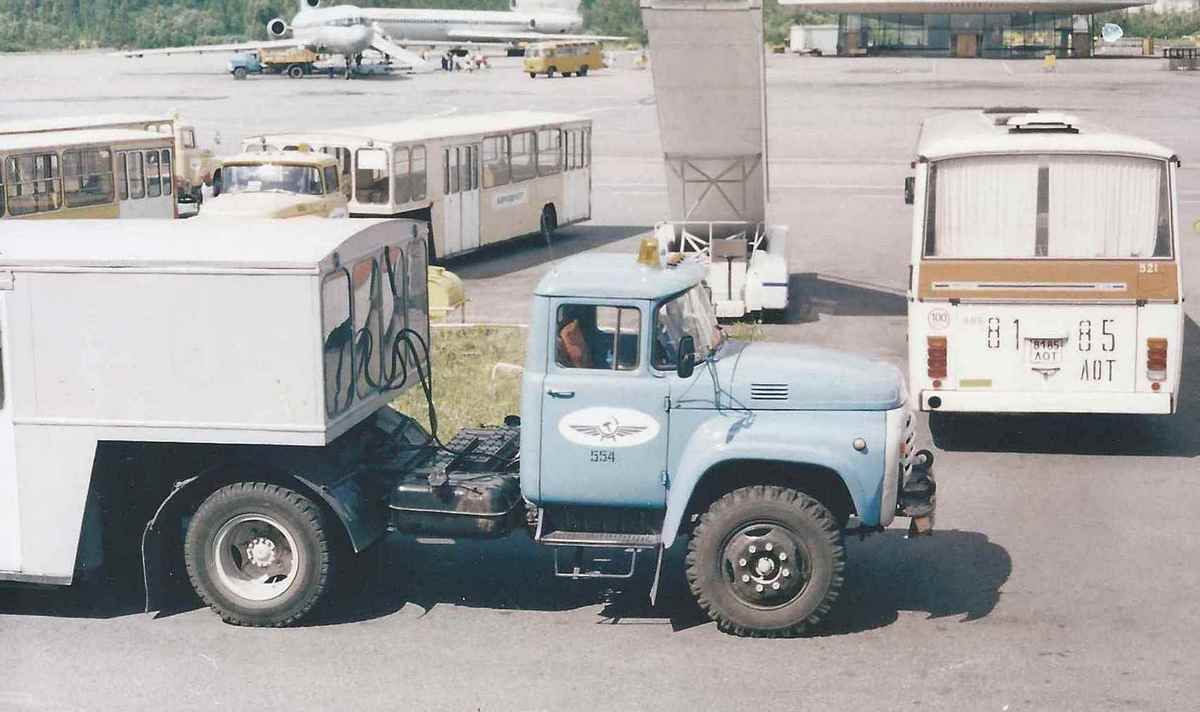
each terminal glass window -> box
[63,148,114,208]
[146,150,162,198]
[924,155,1172,259]
[537,129,561,177]
[482,135,510,188]
[6,153,61,216]
[127,151,145,199]
[510,131,536,182]
[355,148,390,204]
[555,304,641,371]
[394,147,411,204]
[411,146,426,200]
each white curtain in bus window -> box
[483,136,510,188]
[412,146,427,200]
[321,268,354,417]
[127,151,145,199]
[63,149,114,208]
[394,148,411,204]
[6,154,61,216]
[355,148,390,204]
[928,156,1038,257]
[510,131,536,182]
[1047,156,1163,258]
[146,151,162,198]
[351,255,384,399]
[537,129,561,177]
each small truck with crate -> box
[0,219,934,637]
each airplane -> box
[119,0,623,78]
[119,1,435,77]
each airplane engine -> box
[267,17,290,37]
[304,0,321,7]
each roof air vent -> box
[1007,112,1079,134]
[750,383,789,401]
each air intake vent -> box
[750,383,789,401]
[1007,112,1079,134]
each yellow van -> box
[524,41,602,78]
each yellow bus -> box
[0,113,217,204]
[1,128,177,220]
[244,111,593,261]
[524,40,603,78]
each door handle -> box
[547,389,575,399]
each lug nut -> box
[782,568,791,577]
[765,543,773,551]
[755,584,764,592]
[739,558,747,567]
[771,582,780,590]
[748,545,756,554]
[742,574,750,583]
[779,553,788,561]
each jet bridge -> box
[641,0,788,318]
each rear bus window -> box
[924,155,1173,259]
[355,148,390,204]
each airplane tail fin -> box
[511,0,582,15]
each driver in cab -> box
[557,305,602,368]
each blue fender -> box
[660,409,886,542]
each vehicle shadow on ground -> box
[930,315,1200,457]
[0,568,156,621]
[443,224,648,280]
[785,273,908,324]
[597,529,1010,636]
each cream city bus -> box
[1,128,177,220]
[243,111,592,260]
[0,113,217,204]
[906,110,1182,415]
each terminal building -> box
[780,0,1153,57]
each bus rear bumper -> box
[920,390,1174,415]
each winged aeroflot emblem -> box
[558,407,661,448]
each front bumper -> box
[898,449,936,536]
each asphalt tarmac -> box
[1,49,1199,711]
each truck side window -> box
[556,304,640,371]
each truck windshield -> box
[924,154,1172,259]
[654,285,723,369]
[222,164,323,196]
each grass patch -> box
[391,325,527,437]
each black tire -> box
[579,65,589,76]
[540,204,557,246]
[529,72,537,79]
[547,66,556,77]
[287,64,304,79]
[184,482,336,627]
[686,485,845,637]
[233,66,248,80]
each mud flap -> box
[141,477,197,616]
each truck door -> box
[0,285,20,572]
[539,301,669,508]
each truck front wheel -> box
[184,482,336,627]
[233,66,248,80]
[287,64,305,79]
[686,485,845,637]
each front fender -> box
[661,410,886,542]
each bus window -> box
[450,148,461,193]
[482,136,510,188]
[6,153,61,216]
[0,163,5,215]
[924,155,1172,260]
[510,131,535,182]
[412,146,426,200]
[127,151,145,199]
[324,165,339,194]
[584,128,591,167]
[537,129,561,177]
[463,146,476,191]
[146,150,162,198]
[161,149,173,195]
[355,148,390,204]
[62,148,114,208]
[394,147,411,204]
[117,153,128,200]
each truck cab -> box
[201,150,348,219]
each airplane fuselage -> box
[290,6,375,55]
[369,8,584,43]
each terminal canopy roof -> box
[778,0,1150,13]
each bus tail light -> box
[927,336,948,381]
[1147,338,1168,382]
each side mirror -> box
[676,335,696,379]
[904,176,915,205]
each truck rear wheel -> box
[686,485,845,637]
[579,65,589,76]
[184,482,336,627]
[233,66,248,80]
[287,64,305,79]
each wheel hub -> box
[213,514,300,602]
[723,524,810,608]
[246,536,278,568]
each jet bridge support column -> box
[640,0,769,229]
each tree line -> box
[0,0,835,51]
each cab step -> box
[539,530,660,548]
[552,545,642,579]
